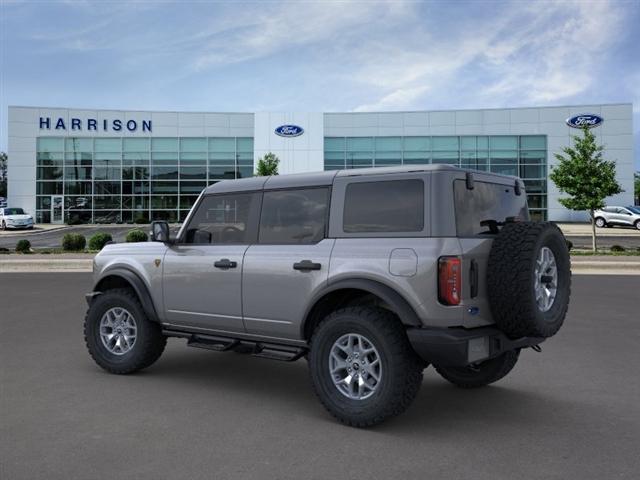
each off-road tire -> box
[84,288,167,374]
[435,350,520,388]
[308,307,424,427]
[594,217,606,228]
[487,221,571,339]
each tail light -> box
[438,256,461,306]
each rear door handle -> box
[214,258,237,269]
[293,260,321,271]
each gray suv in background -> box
[84,165,571,427]
[594,206,640,229]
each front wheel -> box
[435,350,520,388]
[635,220,640,230]
[308,307,424,427]
[84,288,167,374]
[594,217,606,228]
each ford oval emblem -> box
[275,125,304,137]
[566,114,603,129]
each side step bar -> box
[163,330,307,362]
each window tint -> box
[184,193,259,244]
[259,188,329,244]
[454,180,529,236]
[343,180,424,233]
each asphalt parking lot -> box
[1,273,639,480]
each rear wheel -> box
[309,307,424,427]
[595,217,606,228]
[435,350,520,388]
[84,288,166,374]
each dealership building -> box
[6,103,634,224]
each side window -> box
[183,193,259,244]
[343,179,424,233]
[259,188,329,244]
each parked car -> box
[84,165,571,427]
[594,206,640,230]
[0,207,34,230]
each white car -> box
[594,206,640,230]
[0,207,35,230]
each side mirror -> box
[150,220,171,243]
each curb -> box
[0,259,93,273]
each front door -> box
[51,195,64,224]
[242,187,333,340]
[162,192,261,333]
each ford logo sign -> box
[275,125,304,137]
[566,114,603,129]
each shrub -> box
[126,229,148,243]
[62,233,86,251]
[134,216,149,224]
[610,244,625,252]
[0,246,10,254]
[15,239,31,253]
[67,216,83,226]
[88,232,113,251]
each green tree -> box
[634,172,640,205]
[549,127,623,252]
[255,152,279,176]
[0,152,7,198]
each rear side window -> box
[343,180,424,233]
[259,188,329,244]
[454,180,529,236]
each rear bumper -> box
[406,326,544,367]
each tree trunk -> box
[590,209,597,253]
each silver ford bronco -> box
[85,165,571,427]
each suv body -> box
[1,207,34,230]
[86,165,571,426]
[594,206,640,229]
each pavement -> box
[1,273,639,479]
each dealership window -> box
[35,136,254,224]
[343,180,424,233]
[324,134,547,220]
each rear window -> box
[343,179,424,233]
[454,180,529,236]
[259,188,329,244]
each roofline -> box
[8,102,633,115]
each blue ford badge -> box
[566,114,603,129]
[275,125,304,137]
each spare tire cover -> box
[487,222,571,339]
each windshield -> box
[626,206,640,214]
[4,208,25,215]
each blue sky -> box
[1,0,639,167]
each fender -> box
[302,278,422,338]
[92,267,160,323]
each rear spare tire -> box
[487,222,571,339]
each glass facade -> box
[324,135,547,220]
[36,137,254,224]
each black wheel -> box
[435,350,520,388]
[635,220,640,230]
[308,307,424,427]
[84,288,167,374]
[594,217,606,228]
[487,222,571,339]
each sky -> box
[1,0,639,168]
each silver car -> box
[84,165,572,427]
[594,206,640,230]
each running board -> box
[165,330,307,362]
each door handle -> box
[214,258,237,269]
[293,260,321,271]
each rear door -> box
[242,187,334,340]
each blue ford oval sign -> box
[566,114,603,129]
[275,125,304,137]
